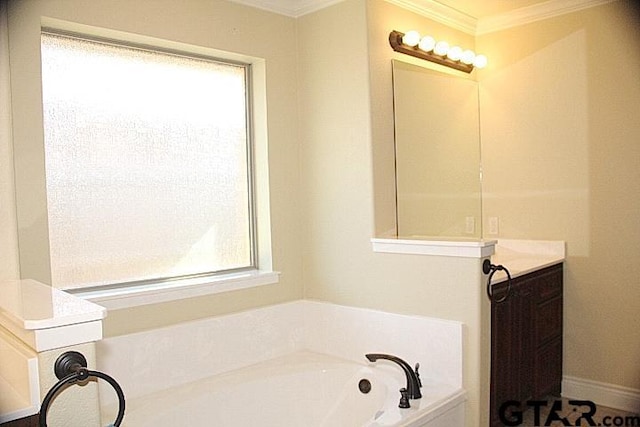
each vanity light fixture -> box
[389,30,487,73]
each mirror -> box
[392,60,482,239]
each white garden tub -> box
[101,351,465,427]
[97,301,466,426]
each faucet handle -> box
[414,363,422,388]
[399,388,411,408]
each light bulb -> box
[418,36,436,52]
[433,41,449,56]
[402,31,421,47]
[473,54,488,69]
[461,49,475,65]
[447,46,463,61]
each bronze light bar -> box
[389,30,480,73]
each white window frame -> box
[38,24,277,309]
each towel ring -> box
[484,259,512,303]
[39,351,125,427]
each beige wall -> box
[478,0,640,391]
[298,2,490,426]
[3,0,304,336]
[0,0,19,281]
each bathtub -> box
[97,301,465,426]
[101,351,465,427]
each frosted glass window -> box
[40,32,254,289]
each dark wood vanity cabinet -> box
[490,263,563,427]
[0,415,39,427]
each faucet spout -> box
[365,353,422,399]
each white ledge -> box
[0,279,106,351]
[371,237,497,258]
[0,279,106,330]
[73,270,280,310]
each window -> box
[40,31,259,292]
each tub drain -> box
[358,378,372,394]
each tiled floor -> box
[519,396,640,426]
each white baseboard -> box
[562,375,640,414]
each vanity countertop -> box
[490,239,565,282]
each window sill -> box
[71,270,280,310]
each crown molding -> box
[384,0,477,35]
[476,0,618,35]
[227,0,617,33]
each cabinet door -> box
[490,263,563,426]
[535,295,562,347]
[490,283,520,426]
[517,282,535,400]
[533,266,563,398]
[534,336,563,397]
